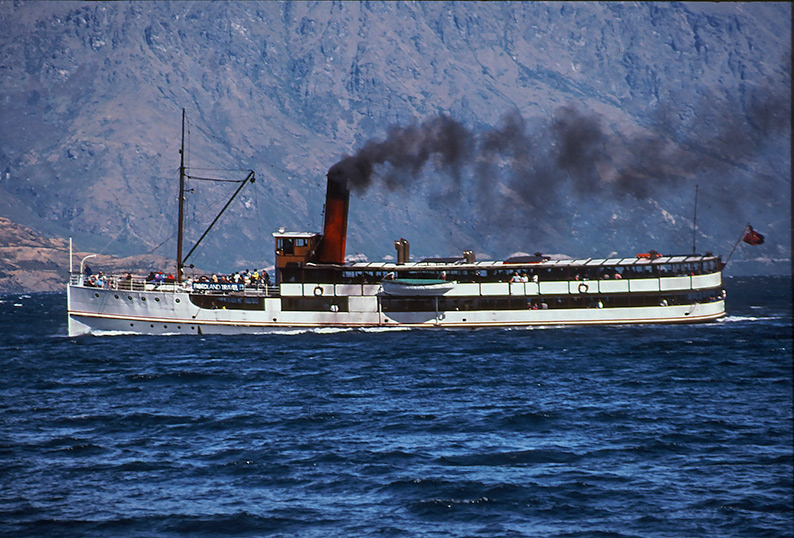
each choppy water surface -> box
[1,276,791,536]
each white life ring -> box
[314,286,323,296]
[578,282,589,293]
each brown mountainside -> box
[0,217,173,292]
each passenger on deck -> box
[92,273,105,288]
[118,273,133,290]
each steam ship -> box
[66,113,726,336]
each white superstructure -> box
[67,249,726,336]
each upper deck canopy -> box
[305,254,721,272]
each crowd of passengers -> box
[170,269,272,288]
[81,265,272,289]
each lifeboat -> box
[380,278,456,296]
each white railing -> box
[73,274,280,297]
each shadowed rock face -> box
[0,2,790,283]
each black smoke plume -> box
[327,80,790,249]
[327,116,472,192]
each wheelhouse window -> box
[277,238,294,255]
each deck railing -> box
[72,274,280,297]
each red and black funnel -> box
[315,166,350,265]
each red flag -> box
[742,225,765,246]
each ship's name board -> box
[193,282,245,292]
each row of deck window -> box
[275,289,723,313]
[279,261,721,285]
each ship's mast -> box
[176,108,186,283]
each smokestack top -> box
[327,156,370,192]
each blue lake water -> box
[1,276,791,536]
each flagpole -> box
[724,222,749,266]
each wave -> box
[719,315,780,323]
[359,326,412,333]
[258,327,355,336]
[312,327,355,334]
[266,326,409,335]
[88,330,141,336]
[437,448,581,467]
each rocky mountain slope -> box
[0,217,172,292]
[0,2,790,291]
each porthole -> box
[155,297,160,302]
[177,326,181,329]
[163,325,167,329]
[114,294,119,299]
[130,323,134,327]
[128,296,133,300]
[273,318,277,322]
[462,318,467,322]
[94,293,100,298]
[175,298,181,303]
[141,297,146,302]
[150,324,154,328]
